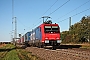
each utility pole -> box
[24,29,25,42]
[69,17,71,30]
[69,17,71,36]
[12,0,14,43]
[15,17,17,42]
[13,17,17,45]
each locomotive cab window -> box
[52,26,59,32]
[52,26,58,30]
[44,26,51,33]
[44,26,59,33]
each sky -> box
[0,0,90,42]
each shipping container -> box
[25,32,31,42]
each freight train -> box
[17,16,62,49]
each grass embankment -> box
[3,49,20,60]
[80,43,90,49]
[0,44,42,60]
[0,44,20,60]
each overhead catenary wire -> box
[17,18,29,28]
[42,0,58,16]
[37,1,90,32]
[48,0,70,16]
[57,18,69,23]
[56,0,90,20]
[17,0,70,32]
[57,7,90,23]
[17,0,90,34]
[29,0,59,30]
[34,0,59,27]
[31,0,70,30]
[30,20,42,30]
[71,7,90,17]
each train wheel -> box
[38,43,44,48]
[52,46,56,50]
[41,45,44,48]
[38,43,40,48]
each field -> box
[0,44,42,60]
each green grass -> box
[2,49,20,60]
[0,44,20,60]
[0,44,42,60]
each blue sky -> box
[0,0,90,42]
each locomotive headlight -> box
[57,40,62,43]
[45,37,48,39]
[56,37,60,39]
[45,40,49,43]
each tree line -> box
[61,16,90,44]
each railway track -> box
[56,49,90,60]
[26,47,90,60]
[16,49,42,60]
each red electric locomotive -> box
[30,16,62,49]
[40,22,61,46]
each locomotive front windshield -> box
[44,26,59,33]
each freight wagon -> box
[24,32,31,46]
